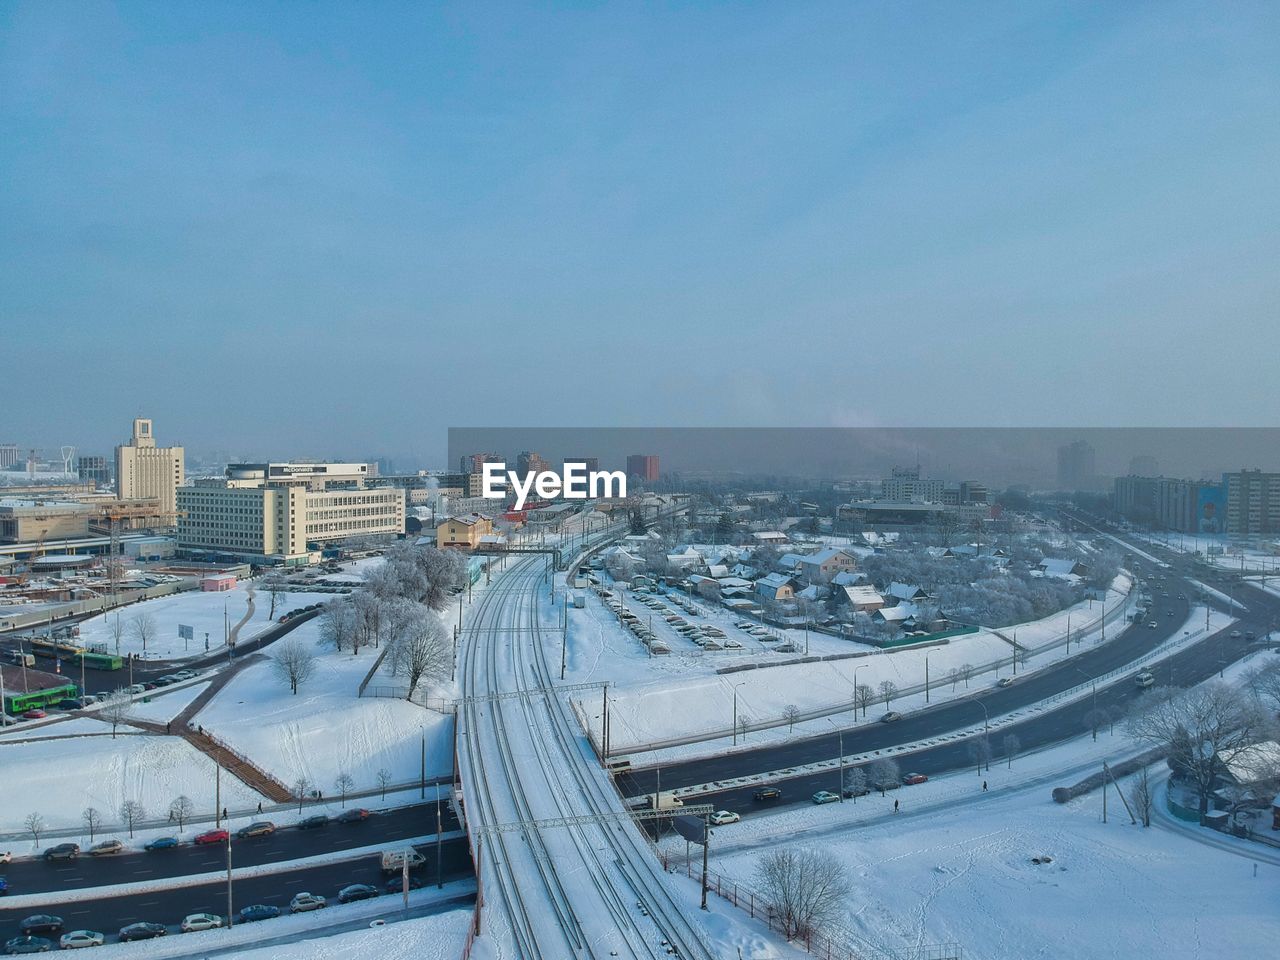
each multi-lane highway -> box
[620,525,1278,814]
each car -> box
[0,851,10,864]
[179,914,223,933]
[0,876,7,895]
[126,685,145,696]
[236,821,276,839]
[1148,621,1159,629]
[1245,631,1257,641]
[385,875,426,894]
[1230,630,1242,638]
[842,785,871,799]
[20,710,46,720]
[193,829,229,845]
[811,790,840,805]
[42,844,78,862]
[337,808,371,824]
[995,677,1014,688]
[88,839,123,856]
[297,814,330,830]
[709,810,740,825]
[3,936,53,954]
[55,699,82,711]
[289,892,326,913]
[144,837,179,851]
[117,923,166,942]
[1135,671,1155,689]
[151,676,175,687]
[57,931,105,950]
[880,711,903,723]
[752,787,782,801]
[903,773,929,785]
[18,917,62,936]
[237,904,280,924]
[338,883,379,904]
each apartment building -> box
[1225,470,1280,536]
[115,418,184,517]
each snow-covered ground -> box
[129,681,213,723]
[1130,529,1280,573]
[193,617,455,794]
[0,725,265,836]
[566,575,1137,754]
[74,580,336,661]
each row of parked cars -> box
[2,884,389,953]
[37,809,373,863]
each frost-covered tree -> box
[755,848,848,939]
[842,767,867,801]
[869,758,900,795]
[273,637,318,695]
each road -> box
[0,803,458,896]
[620,525,1280,815]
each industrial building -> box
[177,461,405,565]
[0,499,93,543]
[115,418,184,517]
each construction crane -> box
[15,527,48,586]
[90,503,184,602]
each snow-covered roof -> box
[875,602,919,623]
[841,584,884,606]
[799,547,853,566]
[796,584,826,601]
[1221,741,1280,785]
[886,582,928,601]
[832,570,865,586]
[1038,557,1086,578]
[757,572,793,589]
[706,564,730,579]
[751,531,789,542]
[778,553,808,569]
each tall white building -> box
[880,466,944,503]
[177,462,405,565]
[115,418,184,517]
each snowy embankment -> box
[571,576,1135,754]
[193,617,455,794]
[0,727,266,836]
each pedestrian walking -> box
[257,802,262,814]
[894,799,899,814]
[168,810,174,823]
[982,781,988,792]
[222,807,228,821]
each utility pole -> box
[420,732,426,800]
[602,684,610,763]
[225,833,234,928]
[215,764,221,828]
[700,814,710,910]
[436,789,443,889]
[924,653,931,704]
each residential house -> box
[1038,558,1089,579]
[839,584,885,613]
[796,547,858,584]
[755,572,796,603]
[885,582,931,603]
[436,513,494,550]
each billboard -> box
[1197,485,1226,535]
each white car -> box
[709,810,740,825]
[0,851,10,864]
[180,913,224,932]
[60,931,106,949]
[290,892,327,913]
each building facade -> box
[0,444,18,470]
[626,454,659,483]
[77,455,111,487]
[115,418,184,517]
[435,513,495,550]
[880,466,944,503]
[1224,470,1280,536]
[0,499,93,543]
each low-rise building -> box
[0,499,93,543]
[436,513,495,550]
[796,547,858,584]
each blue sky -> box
[2,1,1277,463]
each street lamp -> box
[732,682,746,746]
[828,719,845,802]
[852,664,866,719]
[924,651,932,704]
[975,698,989,734]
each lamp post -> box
[851,664,865,719]
[732,682,746,746]
[975,698,989,734]
[828,719,845,802]
[924,651,932,704]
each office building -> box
[1224,470,1280,536]
[880,466,944,503]
[626,454,660,484]
[460,453,502,474]
[177,461,405,565]
[115,418,184,517]
[0,444,18,470]
[1057,440,1096,490]
[77,455,111,487]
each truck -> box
[380,849,426,873]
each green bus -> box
[75,651,124,671]
[3,683,80,716]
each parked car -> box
[811,790,840,805]
[20,710,46,720]
[237,905,280,924]
[55,699,82,711]
[144,837,179,851]
[17,917,62,937]
[0,851,10,864]
[126,685,145,696]
[0,876,8,895]
[903,773,929,785]
[236,821,276,839]
[179,914,223,933]
[879,711,903,723]
[57,931,105,950]
[289,892,327,913]
[42,844,78,862]
[193,829,229,846]
[88,840,123,856]
[995,677,1014,688]
[337,883,379,904]
[384,875,426,894]
[117,923,166,942]
[3,936,53,954]
[297,815,330,830]
[337,808,371,824]
[752,787,782,801]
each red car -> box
[193,829,229,845]
[903,773,929,785]
[21,709,47,720]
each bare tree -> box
[842,766,867,801]
[968,736,992,773]
[960,663,973,689]
[1003,733,1021,769]
[82,806,103,843]
[119,800,145,838]
[869,758,900,795]
[169,795,194,831]
[755,847,849,939]
[293,776,312,813]
[25,812,44,845]
[738,715,751,742]
[878,679,898,709]
[273,637,318,695]
[782,704,801,734]
[1246,660,1280,713]
[948,667,960,692]
[263,573,288,620]
[108,613,125,656]
[1130,766,1154,828]
[1127,682,1269,818]
[101,688,133,738]
[855,686,875,721]
[129,612,157,653]
[334,772,355,808]
[319,598,359,654]
[376,768,392,800]
[390,610,452,700]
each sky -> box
[2,1,1278,466]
